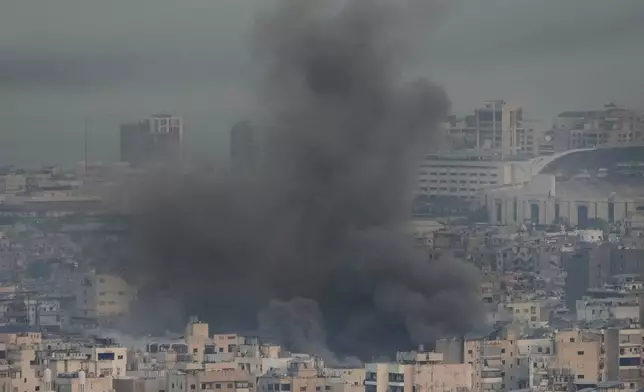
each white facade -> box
[417,152,531,200]
[486,174,644,226]
[82,346,127,377]
[506,302,543,328]
[150,115,183,137]
[576,298,639,322]
[576,230,604,243]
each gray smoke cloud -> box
[128,0,481,362]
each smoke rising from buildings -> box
[130,0,481,362]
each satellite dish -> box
[545,135,552,142]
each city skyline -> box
[2,0,644,167]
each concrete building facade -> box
[486,174,644,227]
[120,114,183,166]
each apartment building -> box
[444,101,533,155]
[505,301,542,329]
[256,360,338,392]
[553,330,602,383]
[323,368,364,392]
[576,297,639,323]
[120,114,183,166]
[74,272,136,324]
[364,357,472,392]
[602,328,642,391]
[0,325,41,345]
[464,328,522,392]
[186,320,210,363]
[2,347,40,392]
[551,104,644,151]
[168,369,251,392]
[56,371,113,392]
[516,337,554,389]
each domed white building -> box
[485,146,644,227]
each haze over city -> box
[2,1,644,392]
[2,0,644,167]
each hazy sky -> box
[1,0,644,167]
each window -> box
[268,385,273,391]
[227,385,233,389]
[501,348,505,353]
[300,388,307,392]
[202,385,207,390]
[577,375,584,379]
[117,355,124,359]
[281,385,291,391]
[513,199,518,221]
[388,373,404,383]
[365,373,377,382]
[191,385,196,390]
[324,388,331,391]
[316,388,321,392]
[577,351,584,355]
[537,347,542,353]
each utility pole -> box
[84,118,89,176]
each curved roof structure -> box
[529,145,644,175]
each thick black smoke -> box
[129,0,481,362]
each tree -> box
[583,218,608,232]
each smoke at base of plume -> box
[126,0,481,362]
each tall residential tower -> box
[120,114,183,166]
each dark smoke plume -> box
[128,0,481,362]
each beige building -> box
[55,371,113,392]
[464,328,522,392]
[167,369,250,392]
[114,377,163,392]
[0,330,41,345]
[186,320,211,363]
[505,302,542,329]
[75,273,136,323]
[365,356,472,392]
[324,369,364,392]
[257,360,335,392]
[553,330,602,383]
[1,347,40,392]
[46,345,127,379]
